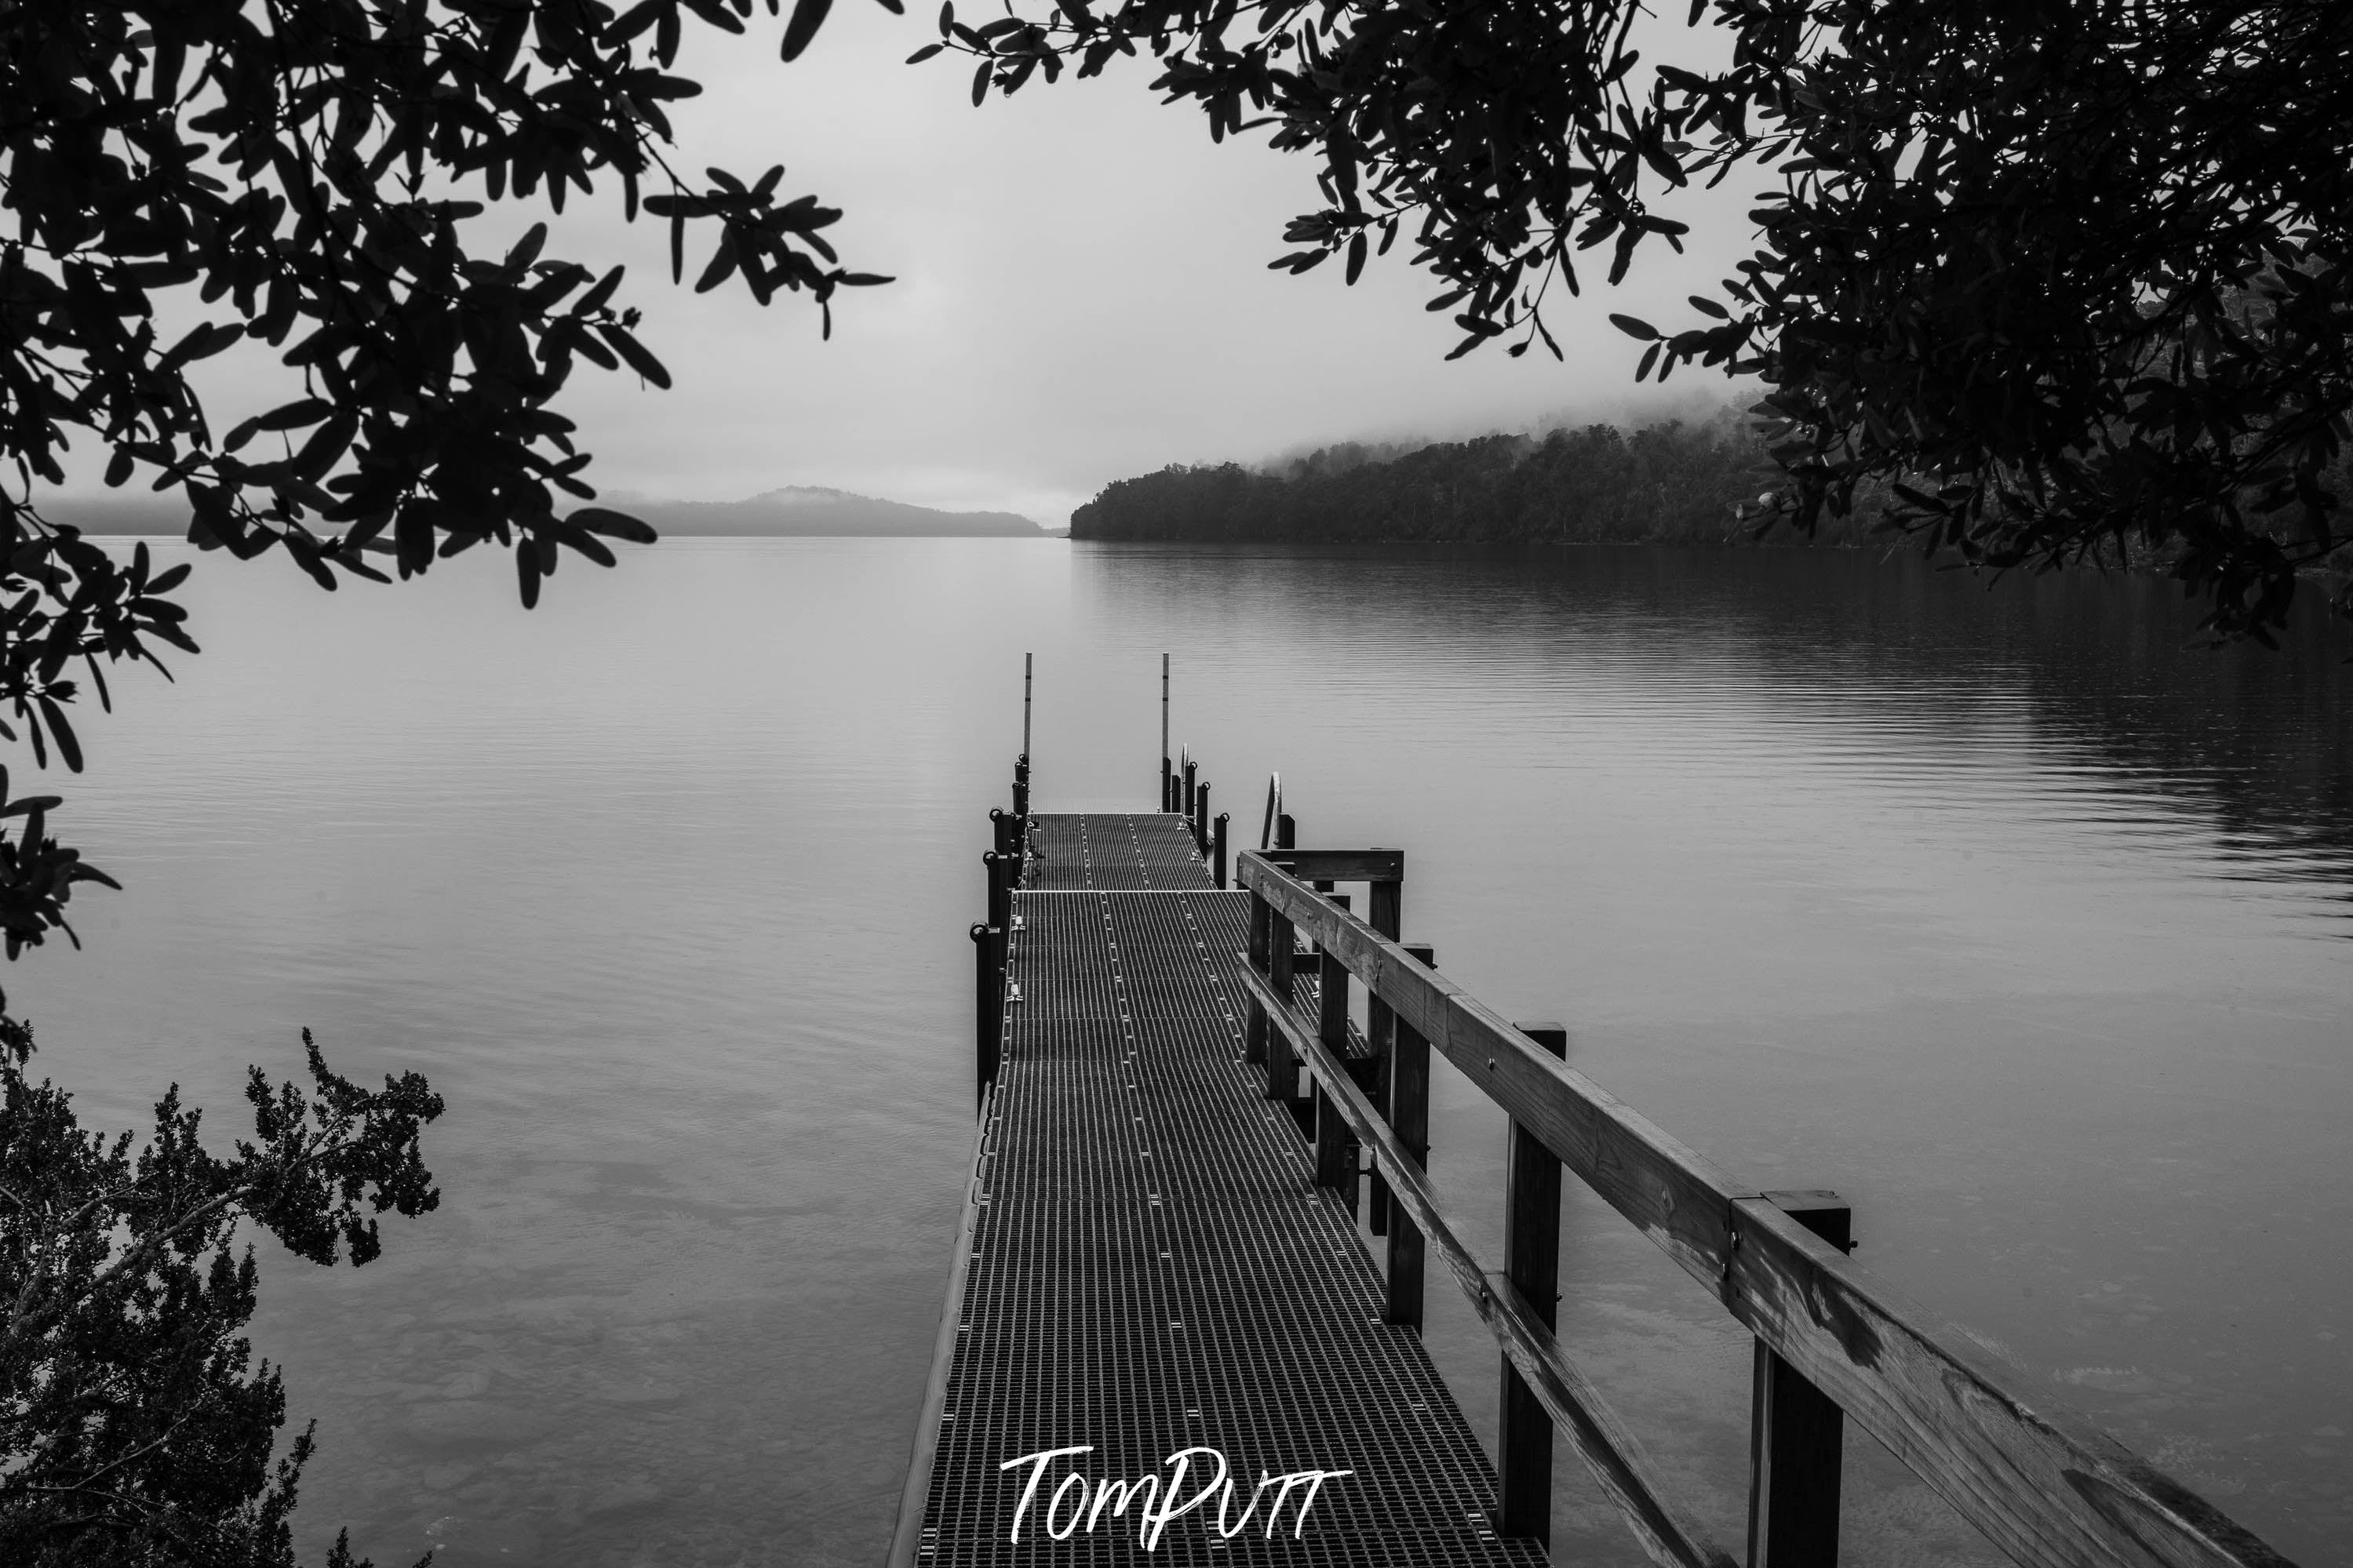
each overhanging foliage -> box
[937,0,2353,642]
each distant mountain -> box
[612,486,1047,537]
[38,486,1051,537]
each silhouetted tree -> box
[0,1014,441,1566]
[1071,414,1800,543]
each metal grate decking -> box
[916,814,1543,1566]
[1022,813,1226,892]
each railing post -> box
[1193,780,1211,857]
[1313,895,1355,1212]
[1162,757,1172,813]
[1265,898,1298,1108]
[1011,752,1029,817]
[1212,813,1229,889]
[1245,884,1269,1064]
[1747,1192,1854,1568]
[1183,758,1197,820]
[1499,1020,1568,1548]
[1276,812,1295,852]
[1386,943,1435,1330]
[971,921,1001,1103]
[1366,868,1401,1237]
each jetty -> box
[890,689,2296,1566]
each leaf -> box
[36,697,82,773]
[781,0,834,60]
[555,528,619,568]
[906,42,945,61]
[505,224,549,270]
[577,265,627,315]
[1344,232,1367,286]
[567,508,659,544]
[597,325,672,387]
[695,228,740,293]
[517,540,543,609]
[1608,313,1658,340]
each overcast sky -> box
[148,4,1759,526]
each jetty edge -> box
[892,745,2297,1568]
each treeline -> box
[1071,413,1867,545]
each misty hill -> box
[38,486,1048,537]
[619,486,1045,536]
[1071,413,1823,546]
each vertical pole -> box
[1276,813,1296,853]
[1748,1194,1853,1568]
[1183,757,1197,822]
[983,852,1011,940]
[1499,1020,1569,1548]
[1266,902,1297,1109]
[1160,654,1171,812]
[1023,652,1033,759]
[1011,757,1029,819]
[1212,813,1229,889]
[1313,894,1356,1213]
[1367,868,1402,1236]
[971,922,1000,1103]
[1386,943,1435,1330]
[1193,781,1211,857]
[1246,884,1270,1064]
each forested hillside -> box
[1070,413,1864,545]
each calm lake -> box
[12,538,2350,1566]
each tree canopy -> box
[3,0,896,950]
[1071,416,1793,544]
[0,1017,441,1566]
[938,0,2353,642]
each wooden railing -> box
[1237,846,2296,1568]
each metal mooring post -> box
[970,922,1001,1103]
[1212,812,1229,888]
[1160,654,1171,811]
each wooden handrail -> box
[1241,964,1736,1568]
[1263,846,1404,883]
[1237,849,2295,1568]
